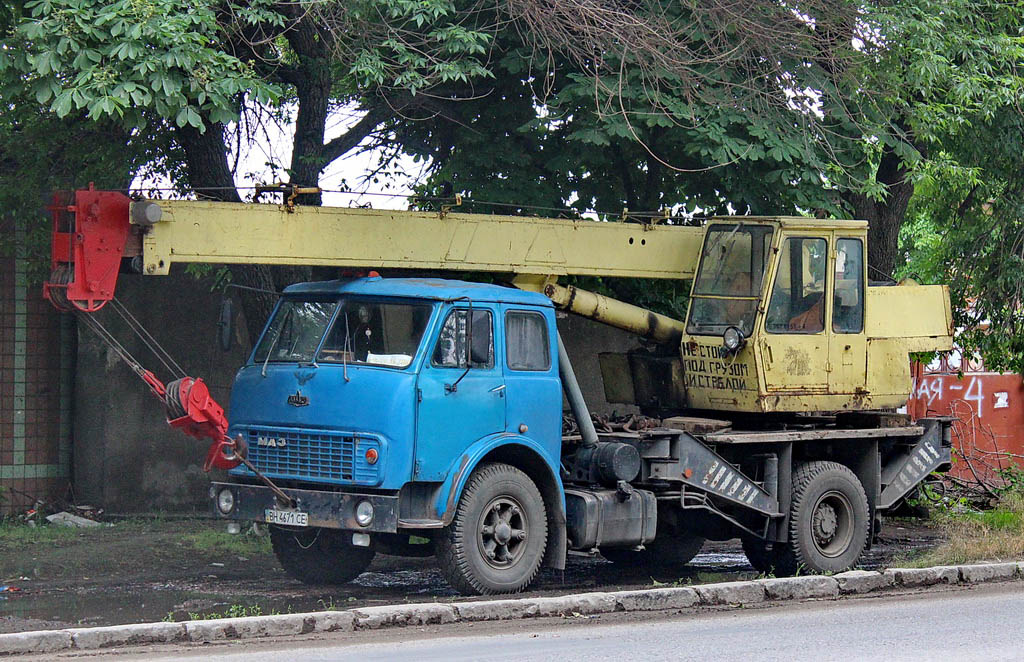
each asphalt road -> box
[54,582,1024,662]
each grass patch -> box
[896,493,1024,567]
[0,520,90,545]
[183,529,272,557]
[163,603,290,622]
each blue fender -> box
[434,432,565,526]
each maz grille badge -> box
[287,390,309,407]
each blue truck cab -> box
[210,277,571,593]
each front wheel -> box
[270,526,375,585]
[773,461,869,575]
[437,463,548,595]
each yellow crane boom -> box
[130,198,705,280]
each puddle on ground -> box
[0,552,760,629]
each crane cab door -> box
[759,234,830,393]
[414,305,505,481]
[827,236,868,396]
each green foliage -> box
[900,109,1024,373]
[2,0,281,130]
[995,466,1024,497]
[346,0,492,94]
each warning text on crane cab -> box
[681,343,752,390]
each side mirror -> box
[218,297,234,352]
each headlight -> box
[355,500,374,527]
[723,326,746,353]
[216,488,235,515]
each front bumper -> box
[209,481,399,533]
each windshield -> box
[253,299,337,364]
[319,299,433,368]
[253,298,434,369]
[687,223,774,336]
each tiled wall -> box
[0,220,73,515]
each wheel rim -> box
[477,495,528,570]
[810,489,854,558]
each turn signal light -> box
[365,448,379,465]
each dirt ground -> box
[0,517,944,634]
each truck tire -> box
[270,525,375,585]
[741,536,782,575]
[601,532,704,568]
[773,461,869,576]
[601,506,704,568]
[437,462,547,595]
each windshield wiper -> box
[261,320,286,378]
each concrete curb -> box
[2,561,1022,656]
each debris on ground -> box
[45,512,107,528]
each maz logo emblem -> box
[256,436,287,448]
[287,390,309,407]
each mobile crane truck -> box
[44,187,953,595]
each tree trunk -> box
[176,123,278,344]
[844,141,921,279]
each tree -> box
[396,1,1023,276]
[3,0,1021,349]
[0,3,148,280]
[1,0,494,339]
[899,109,1024,373]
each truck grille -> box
[235,426,382,485]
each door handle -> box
[489,384,506,393]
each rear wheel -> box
[741,536,782,574]
[270,526,375,585]
[437,463,548,595]
[601,507,704,568]
[773,461,869,575]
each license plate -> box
[265,508,308,527]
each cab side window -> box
[432,309,493,369]
[505,311,550,371]
[766,237,827,334]
[833,238,864,333]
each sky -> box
[133,105,424,210]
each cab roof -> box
[282,276,553,307]
[708,216,869,230]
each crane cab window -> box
[833,238,864,333]
[766,237,828,334]
[432,309,494,369]
[686,224,775,337]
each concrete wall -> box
[556,312,641,418]
[72,268,251,513]
[72,276,642,512]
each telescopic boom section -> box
[43,188,705,313]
